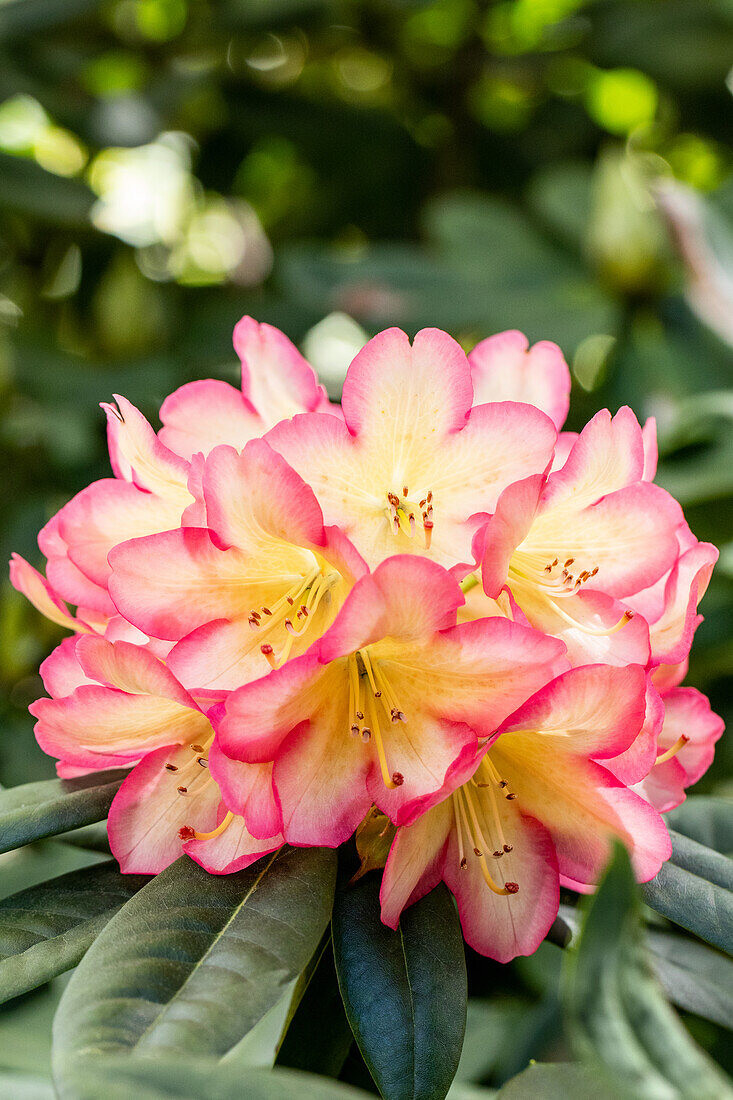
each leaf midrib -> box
[133,848,281,1052]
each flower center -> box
[253,566,340,670]
[161,736,235,844]
[347,649,406,790]
[452,754,519,897]
[509,552,633,637]
[386,486,434,549]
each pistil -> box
[655,734,689,765]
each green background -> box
[1,0,732,1088]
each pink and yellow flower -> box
[107,439,367,691]
[215,556,566,847]
[380,664,671,962]
[30,635,282,874]
[266,327,559,572]
[475,408,683,665]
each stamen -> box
[187,811,234,842]
[655,734,689,765]
[197,757,208,768]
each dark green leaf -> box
[58,1058,373,1100]
[641,832,733,954]
[0,771,127,854]
[0,860,148,1004]
[276,937,353,1077]
[565,843,732,1099]
[0,153,94,224]
[52,847,336,1083]
[333,875,466,1100]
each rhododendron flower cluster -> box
[11,317,723,963]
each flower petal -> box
[443,794,559,963]
[108,528,250,640]
[30,681,210,767]
[468,330,571,429]
[108,744,220,874]
[59,478,183,588]
[208,741,282,840]
[40,636,95,696]
[542,407,646,510]
[234,315,330,422]
[9,553,91,633]
[490,738,671,884]
[158,379,261,460]
[102,394,191,504]
[316,556,464,663]
[380,800,453,929]
[498,664,648,760]
[75,636,197,708]
[341,326,473,438]
[200,440,326,552]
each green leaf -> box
[332,875,466,1100]
[647,930,733,1030]
[666,797,733,855]
[0,771,128,855]
[641,831,733,954]
[52,847,336,1086]
[495,1062,619,1099]
[0,1072,54,1099]
[0,152,94,224]
[565,843,733,1100]
[57,1058,374,1100]
[0,860,148,1004]
[276,937,353,1077]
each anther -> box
[248,616,260,629]
[391,772,404,787]
[388,492,400,507]
[403,485,408,496]
[178,825,196,841]
[390,708,406,722]
[191,744,204,753]
[197,758,208,768]
[165,763,178,772]
[473,846,482,856]
[374,690,382,698]
[493,850,503,858]
[419,499,426,508]
[261,606,272,615]
[261,643,277,670]
[177,786,188,794]
[564,558,574,567]
[504,882,520,894]
[300,604,309,616]
[506,792,517,800]
[350,724,360,737]
[361,727,372,742]
[503,844,513,853]
[499,779,508,788]
[460,857,468,869]
[286,596,294,605]
[427,491,432,503]
[250,610,261,621]
[285,618,295,634]
[356,710,364,721]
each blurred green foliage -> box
[1,0,733,1086]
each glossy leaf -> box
[565,844,732,1100]
[276,937,353,1077]
[0,860,148,1004]
[333,875,466,1100]
[52,847,336,1085]
[0,771,127,855]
